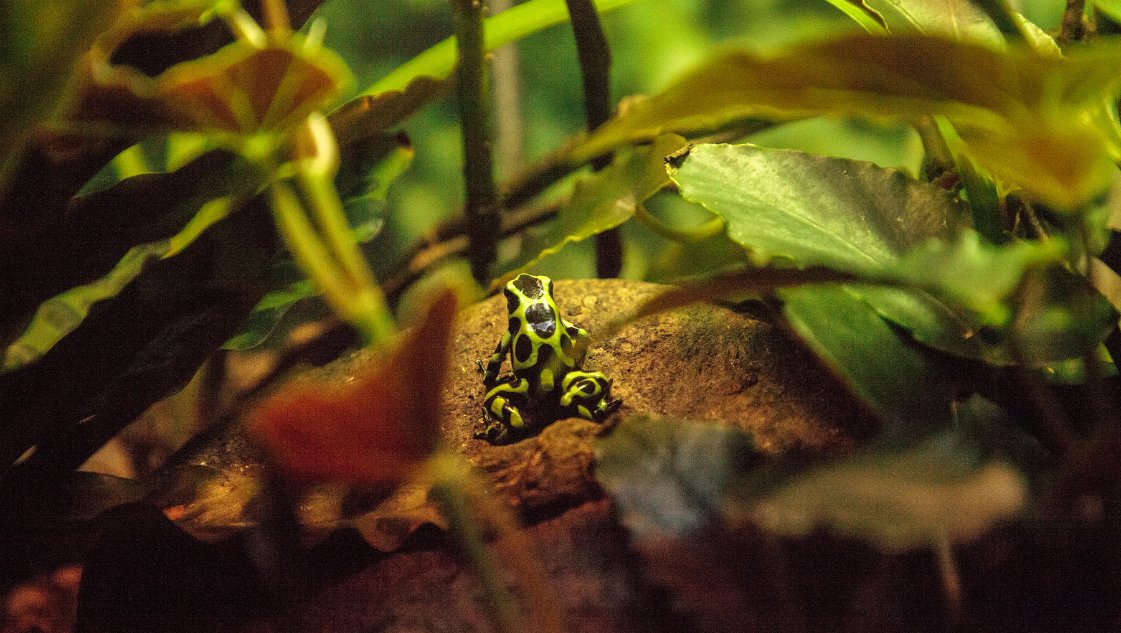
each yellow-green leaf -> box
[576,34,1121,210]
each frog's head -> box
[505,274,553,312]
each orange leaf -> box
[158,36,350,135]
[250,290,457,484]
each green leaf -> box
[779,286,958,439]
[865,0,1004,42]
[669,143,1087,362]
[594,416,760,537]
[888,231,1067,324]
[4,242,168,372]
[743,431,1026,550]
[822,0,889,33]
[505,134,688,277]
[1,150,264,355]
[580,34,1121,209]
[669,143,969,275]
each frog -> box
[474,274,621,444]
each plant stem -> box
[452,0,500,283]
[632,204,724,243]
[912,116,955,183]
[490,0,526,180]
[565,0,613,160]
[564,0,620,277]
[430,459,522,633]
[1061,0,1087,42]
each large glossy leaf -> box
[577,34,1121,209]
[0,199,278,475]
[1,150,263,355]
[667,142,979,356]
[864,0,1060,54]
[888,231,1067,324]
[668,143,1100,362]
[3,242,167,371]
[668,143,969,274]
[865,0,1003,42]
[821,0,888,33]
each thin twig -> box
[452,0,500,282]
[1060,0,1087,42]
[912,116,955,183]
[491,0,526,179]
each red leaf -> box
[250,290,457,484]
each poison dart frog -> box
[475,274,621,444]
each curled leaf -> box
[249,290,457,484]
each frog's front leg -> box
[559,370,622,421]
[480,330,513,390]
[563,320,591,367]
[475,377,531,444]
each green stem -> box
[300,169,396,342]
[270,179,395,343]
[452,0,500,282]
[430,458,522,633]
[632,204,725,243]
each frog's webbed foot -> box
[560,372,621,422]
[593,388,623,422]
[475,378,529,444]
[474,420,512,444]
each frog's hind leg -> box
[559,371,621,422]
[476,378,530,444]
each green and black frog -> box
[475,274,621,444]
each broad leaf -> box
[822,0,888,33]
[743,431,1026,550]
[669,143,1093,362]
[579,34,1121,209]
[0,199,279,474]
[865,0,1003,42]
[888,231,1067,324]
[779,286,958,440]
[4,242,167,371]
[668,143,969,275]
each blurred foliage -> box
[7,1,1121,628]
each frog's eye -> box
[504,288,520,314]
